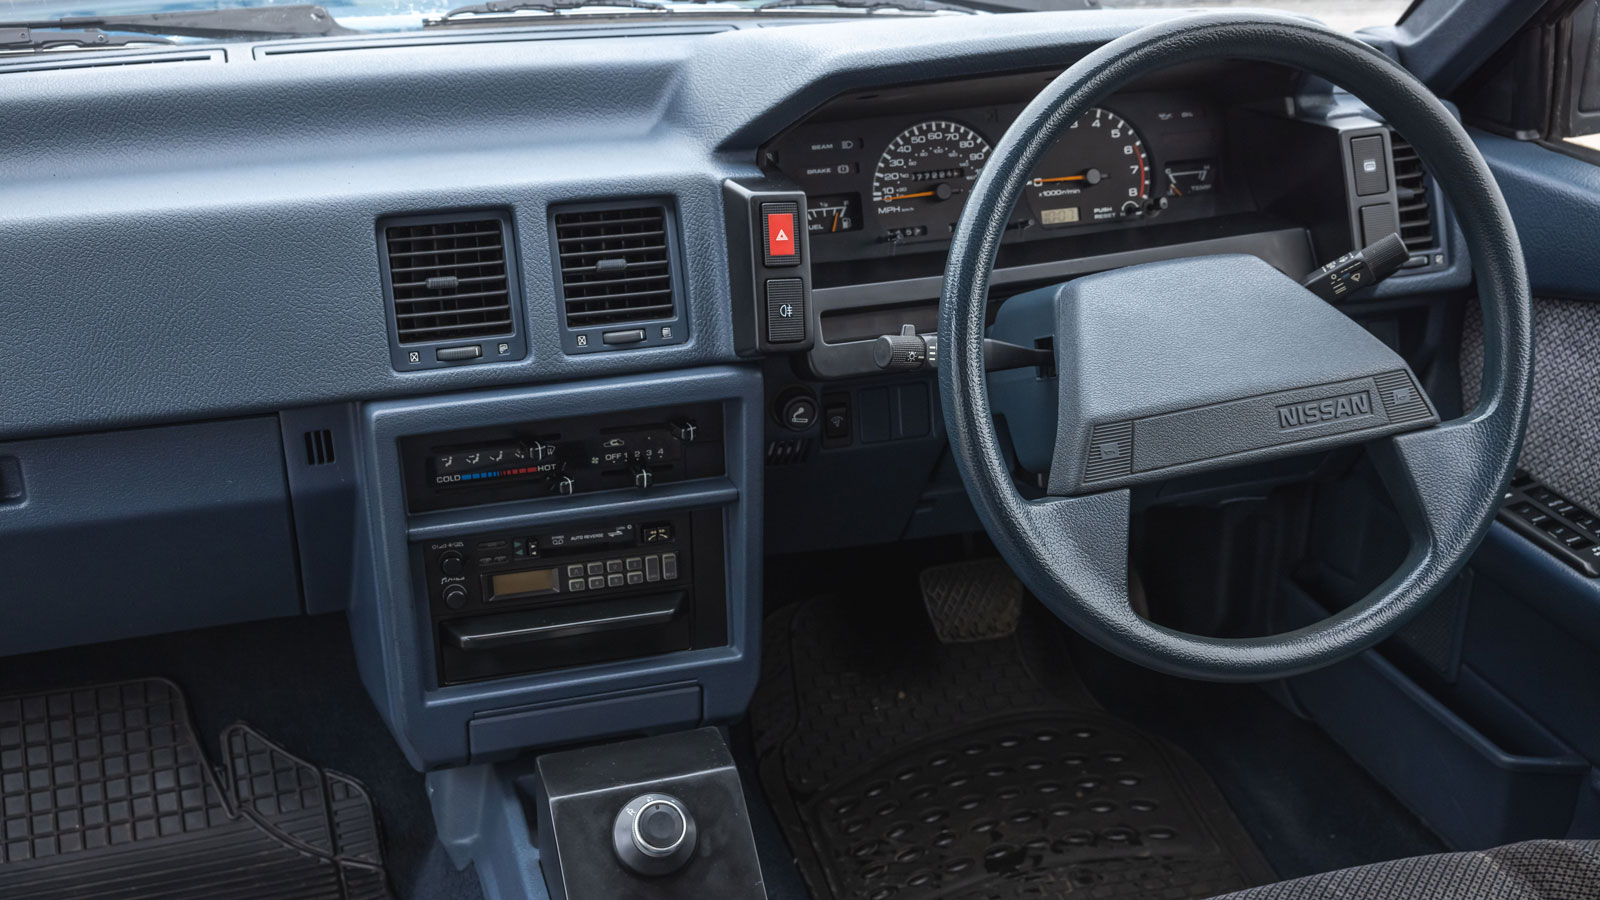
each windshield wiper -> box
[1,27,175,50]
[429,0,666,23]
[0,5,357,48]
[753,0,976,13]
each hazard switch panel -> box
[723,179,815,356]
[762,202,801,267]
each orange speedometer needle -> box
[882,190,936,201]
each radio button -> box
[568,579,586,593]
[586,561,604,576]
[627,572,644,586]
[606,559,624,574]
[442,584,468,610]
[662,553,679,580]
[607,574,625,588]
[625,557,643,572]
[566,564,585,579]
[587,576,606,591]
[645,556,662,582]
[440,551,465,576]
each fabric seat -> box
[1208,840,1600,900]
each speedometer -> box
[1026,107,1150,227]
[870,120,991,240]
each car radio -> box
[420,510,727,685]
[400,402,724,513]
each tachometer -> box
[870,120,991,240]
[1026,107,1149,227]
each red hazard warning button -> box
[760,202,801,267]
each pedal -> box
[918,558,1023,643]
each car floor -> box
[0,539,1445,900]
[751,538,1447,898]
[0,615,483,900]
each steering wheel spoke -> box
[1372,416,1511,572]
[1017,491,1131,612]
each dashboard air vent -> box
[1389,136,1434,252]
[384,217,513,344]
[303,429,336,467]
[554,204,677,329]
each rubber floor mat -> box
[751,592,1275,900]
[0,678,392,900]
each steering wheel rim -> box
[939,12,1533,682]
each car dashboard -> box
[0,10,1468,785]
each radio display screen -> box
[490,567,559,599]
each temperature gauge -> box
[1164,159,1216,197]
[806,193,861,234]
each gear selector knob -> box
[613,793,697,876]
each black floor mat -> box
[751,593,1275,900]
[0,678,392,900]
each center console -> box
[350,367,763,769]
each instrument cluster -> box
[761,77,1231,266]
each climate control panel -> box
[401,402,724,513]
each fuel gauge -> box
[807,193,861,234]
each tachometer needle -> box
[1034,167,1102,186]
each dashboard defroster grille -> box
[384,218,513,344]
[554,204,677,329]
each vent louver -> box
[384,218,513,344]
[1389,136,1435,253]
[304,429,336,467]
[554,205,677,329]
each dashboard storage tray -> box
[1286,587,1589,849]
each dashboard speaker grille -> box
[553,204,677,329]
[384,217,513,344]
[1390,136,1435,253]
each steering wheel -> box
[940,12,1533,681]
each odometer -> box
[870,120,990,239]
[1026,107,1150,227]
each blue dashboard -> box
[0,9,1484,768]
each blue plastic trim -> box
[1475,521,1600,639]
[1475,130,1600,302]
[1286,583,1588,849]
[0,417,301,654]
[279,404,362,615]
[428,764,549,900]
[349,365,763,769]
[1376,0,1544,94]
[407,478,739,542]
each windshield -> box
[1102,0,1412,33]
[0,0,1414,43]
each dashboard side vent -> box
[384,217,514,345]
[553,204,677,330]
[1389,136,1435,253]
[303,429,336,467]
